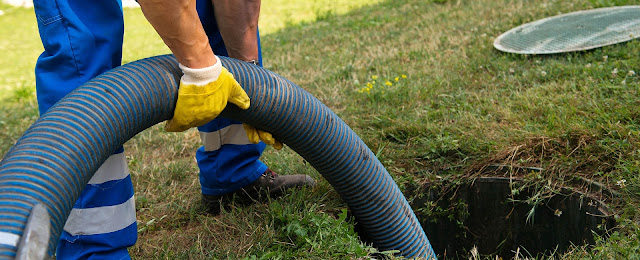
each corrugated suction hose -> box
[0,55,436,259]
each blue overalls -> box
[32,0,266,258]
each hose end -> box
[16,204,51,260]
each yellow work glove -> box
[243,123,283,150]
[166,56,250,132]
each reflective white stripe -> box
[199,124,253,152]
[88,153,129,185]
[0,231,19,247]
[63,196,136,236]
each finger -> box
[273,140,283,150]
[165,101,193,132]
[257,130,276,146]
[228,82,250,110]
[242,123,260,144]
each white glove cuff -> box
[179,56,222,86]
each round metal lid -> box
[494,6,640,54]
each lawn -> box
[1,0,640,259]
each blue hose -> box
[0,55,436,259]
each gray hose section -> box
[0,55,435,259]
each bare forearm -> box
[138,0,216,68]
[212,0,261,61]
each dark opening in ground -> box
[403,176,617,259]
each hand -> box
[166,56,250,132]
[243,124,283,150]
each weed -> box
[265,202,373,258]
[355,73,409,105]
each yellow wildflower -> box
[372,75,378,80]
[385,81,392,86]
[401,74,407,79]
[395,77,399,82]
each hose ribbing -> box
[0,55,435,259]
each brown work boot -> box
[202,169,315,215]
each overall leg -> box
[33,0,136,258]
[195,0,314,214]
[195,0,267,198]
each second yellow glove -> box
[243,123,283,150]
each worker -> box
[31,0,315,258]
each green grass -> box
[2,0,640,259]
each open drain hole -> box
[402,177,617,259]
